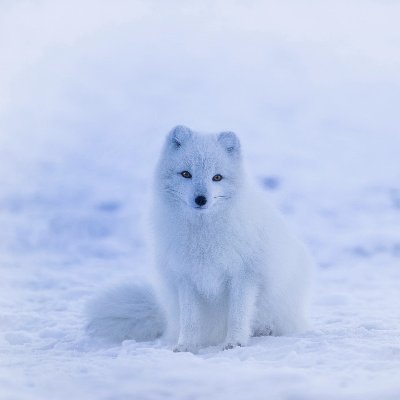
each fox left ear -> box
[218,131,241,156]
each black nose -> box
[195,195,207,206]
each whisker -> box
[164,188,183,194]
[163,188,185,199]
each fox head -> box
[156,125,244,216]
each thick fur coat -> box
[86,126,314,352]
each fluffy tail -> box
[85,283,166,343]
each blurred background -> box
[1,1,400,399]
[1,0,400,264]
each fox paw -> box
[223,342,243,351]
[173,344,198,354]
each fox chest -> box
[164,233,250,297]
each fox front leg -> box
[223,278,257,350]
[173,283,201,353]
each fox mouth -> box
[193,205,208,210]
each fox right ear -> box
[167,125,192,149]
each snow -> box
[1,1,400,399]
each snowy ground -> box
[1,1,400,399]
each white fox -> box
[86,126,314,352]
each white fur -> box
[86,283,165,343]
[86,126,314,352]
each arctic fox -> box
[86,126,314,352]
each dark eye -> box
[181,171,192,179]
[212,174,223,182]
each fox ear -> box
[167,125,192,149]
[218,131,240,155]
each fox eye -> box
[181,171,192,179]
[212,174,223,182]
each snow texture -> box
[1,1,400,399]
